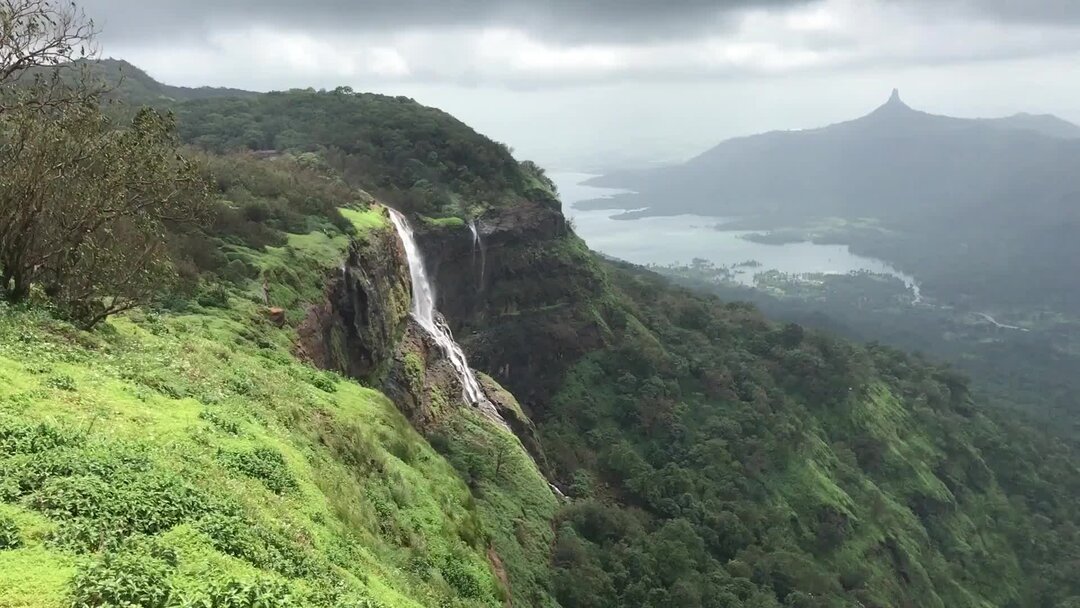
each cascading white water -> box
[388,208,504,424]
[468,219,486,288]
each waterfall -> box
[387,209,505,425]
[468,219,486,289]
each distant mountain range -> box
[584,91,1080,310]
[583,90,1080,225]
[976,110,1080,139]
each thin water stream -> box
[387,209,506,426]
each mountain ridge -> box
[593,90,1080,192]
[592,90,1080,192]
[93,58,258,103]
[580,90,1080,310]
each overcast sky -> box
[80,0,1080,170]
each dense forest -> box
[539,261,1080,607]
[173,88,556,217]
[1,3,1078,607]
[651,264,1080,437]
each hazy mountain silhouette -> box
[584,90,1080,227]
[979,112,1080,139]
[584,91,1080,309]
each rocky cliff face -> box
[297,203,563,607]
[296,211,411,384]
[415,199,612,419]
[296,203,567,447]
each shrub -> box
[36,468,210,550]
[197,512,319,579]
[71,545,176,607]
[220,446,298,495]
[304,369,338,393]
[3,438,215,552]
[0,417,83,455]
[0,515,20,549]
[199,409,243,435]
[194,577,298,608]
[440,555,485,599]
[44,373,77,391]
[197,283,232,309]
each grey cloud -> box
[78,0,811,43]
[970,0,1080,22]
[899,0,1080,24]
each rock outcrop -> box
[415,199,612,419]
[296,208,411,383]
[298,201,576,479]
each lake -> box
[552,171,921,296]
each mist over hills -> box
[584,91,1080,310]
[89,58,258,104]
[584,89,1080,222]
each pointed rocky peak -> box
[860,88,921,125]
[879,88,912,112]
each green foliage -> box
[182,577,297,608]
[71,543,175,608]
[69,537,302,608]
[173,89,530,216]
[660,260,1080,437]
[4,48,1077,608]
[428,409,560,608]
[0,430,213,552]
[219,446,298,495]
[530,261,1080,608]
[0,514,20,549]
[0,263,504,607]
[0,87,211,327]
[43,374,77,392]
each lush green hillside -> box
[0,92,554,604]
[420,203,1080,607]
[173,89,559,218]
[538,262,1080,607]
[2,53,1079,608]
[653,262,1080,437]
[0,208,512,607]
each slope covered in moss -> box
[0,208,515,607]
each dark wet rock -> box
[296,209,411,384]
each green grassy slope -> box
[0,210,507,607]
[430,377,561,608]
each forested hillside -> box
[1,4,1078,607]
[539,263,1080,607]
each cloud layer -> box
[80,0,1080,90]
[79,0,1080,91]
[80,0,810,44]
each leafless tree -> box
[0,1,99,114]
[0,0,96,83]
[0,1,210,327]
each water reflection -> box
[552,171,920,294]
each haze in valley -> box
[78,0,1080,170]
